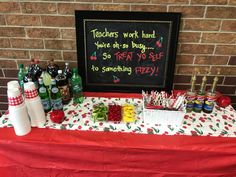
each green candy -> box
[92,103,108,122]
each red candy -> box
[108,105,121,121]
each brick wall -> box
[0,0,235,113]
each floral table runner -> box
[1,96,236,137]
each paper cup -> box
[24,82,36,91]
[25,97,46,127]
[24,82,39,99]
[9,103,31,136]
[7,88,24,108]
[7,88,21,98]
[7,80,20,90]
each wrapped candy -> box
[92,103,108,122]
[108,104,122,121]
[122,104,136,123]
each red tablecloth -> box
[1,92,236,177]
[1,128,236,177]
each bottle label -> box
[51,87,59,93]
[194,102,203,109]
[193,100,203,112]
[58,85,70,102]
[51,98,63,110]
[73,85,82,93]
[39,87,46,93]
[41,98,51,110]
[203,101,214,112]
[186,102,194,109]
[203,95,216,113]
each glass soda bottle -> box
[50,79,63,110]
[71,68,84,104]
[47,59,59,78]
[23,72,33,83]
[41,69,52,99]
[41,69,52,87]
[63,62,72,81]
[18,64,26,91]
[55,70,71,104]
[28,59,35,76]
[24,59,35,83]
[33,59,42,80]
[63,62,72,95]
[24,59,39,88]
[25,66,28,75]
[38,78,51,113]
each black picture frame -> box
[75,10,181,93]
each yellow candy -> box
[122,104,136,123]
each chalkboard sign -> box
[75,11,181,93]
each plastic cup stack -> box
[24,82,46,127]
[7,80,23,95]
[7,81,31,136]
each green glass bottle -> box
[71,68,84,104]
[50,79,63,110]
[38,78,51,113]
[18,64,26,91]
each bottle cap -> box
[49,59,54,63]
[38,78,43,84]
[34,59,39,64]
[65,62,69,66]
[19,64,24,68]
[72,68,78,73]
[58,70,62,74]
